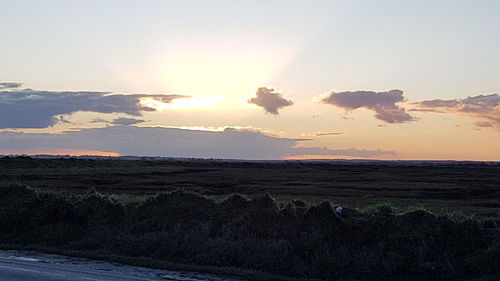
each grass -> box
[1,157,499,280]
[1,157,499,224]
[0,183,499,280]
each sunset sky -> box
[1,0,499,160]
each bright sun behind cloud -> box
[162,45,295,96]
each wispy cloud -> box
[414,94,500,128]
[0,82,22,89]
[301,132,343,137]
[408,108,446,113]
[292,146,396,158]
[0,126,395,160]
[248,87,293,115]
[476,121,493,128]
[0,84,187,128]
[111,118,146,126]
[321,89,415,123]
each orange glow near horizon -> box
[0,149,120,157]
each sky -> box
[1,0,499,160]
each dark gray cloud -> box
[0,126,396,160]
[415,94,500,128]
[0,87,186,128]
[53,115,72,125]
[248,87,293,115]
[321,89,415,123]
[0,82,22,89]
[111,118,145,126]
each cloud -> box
[293,146,397,158]
[301,132,343,137]
[248,87,293,115]
[0,126,395,160]
[476,121,493,128]
[111,118,145,126]
[0,86,187,128]
[53,115,72,125]
[408,108,446,113]
[419,99,461,108]
[0,82,22,89]
[321,89,415,123]
[415,94,500,128]
[90,118,109,124]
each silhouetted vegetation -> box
[1,157,499,225]
[0,183,499,280]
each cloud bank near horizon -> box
[0,85,186,128]
[321,90,415,123]
[0,126,396,160]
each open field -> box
[1,157,500,222]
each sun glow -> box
[158,47,295,98]
[141,96,226,110]
[117,41,299,100]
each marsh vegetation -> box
[0,157,499,280]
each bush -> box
[0,183,498,280]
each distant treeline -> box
[0,184,498,280]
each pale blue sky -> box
[2,0,499,99]
[1,0,499,160]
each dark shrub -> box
[0,184,498,280]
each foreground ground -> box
[0,157,499,280]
